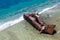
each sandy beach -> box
[0,4,60,40]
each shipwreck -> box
[23,13,56,35]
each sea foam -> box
[0,4,58,31]
[0,16,24,31]
[39,4,57,14]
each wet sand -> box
[0,20,57,40]
[0,5,60,40]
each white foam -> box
[0,4,58,31]
[38,4,58,14]
[0,16,24,31]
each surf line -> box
[38,4,57,14]
[0,4,58,31]
[0,16,24,31]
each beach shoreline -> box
[0,2,60,40]
[0,3,59,31]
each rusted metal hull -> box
[23,13,56,35]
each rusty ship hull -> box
[23,13,56,35]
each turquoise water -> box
[0,0,60,22]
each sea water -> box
[0,0,60,31]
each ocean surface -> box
[0,0,60,31]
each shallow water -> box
[0,21,56,40]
